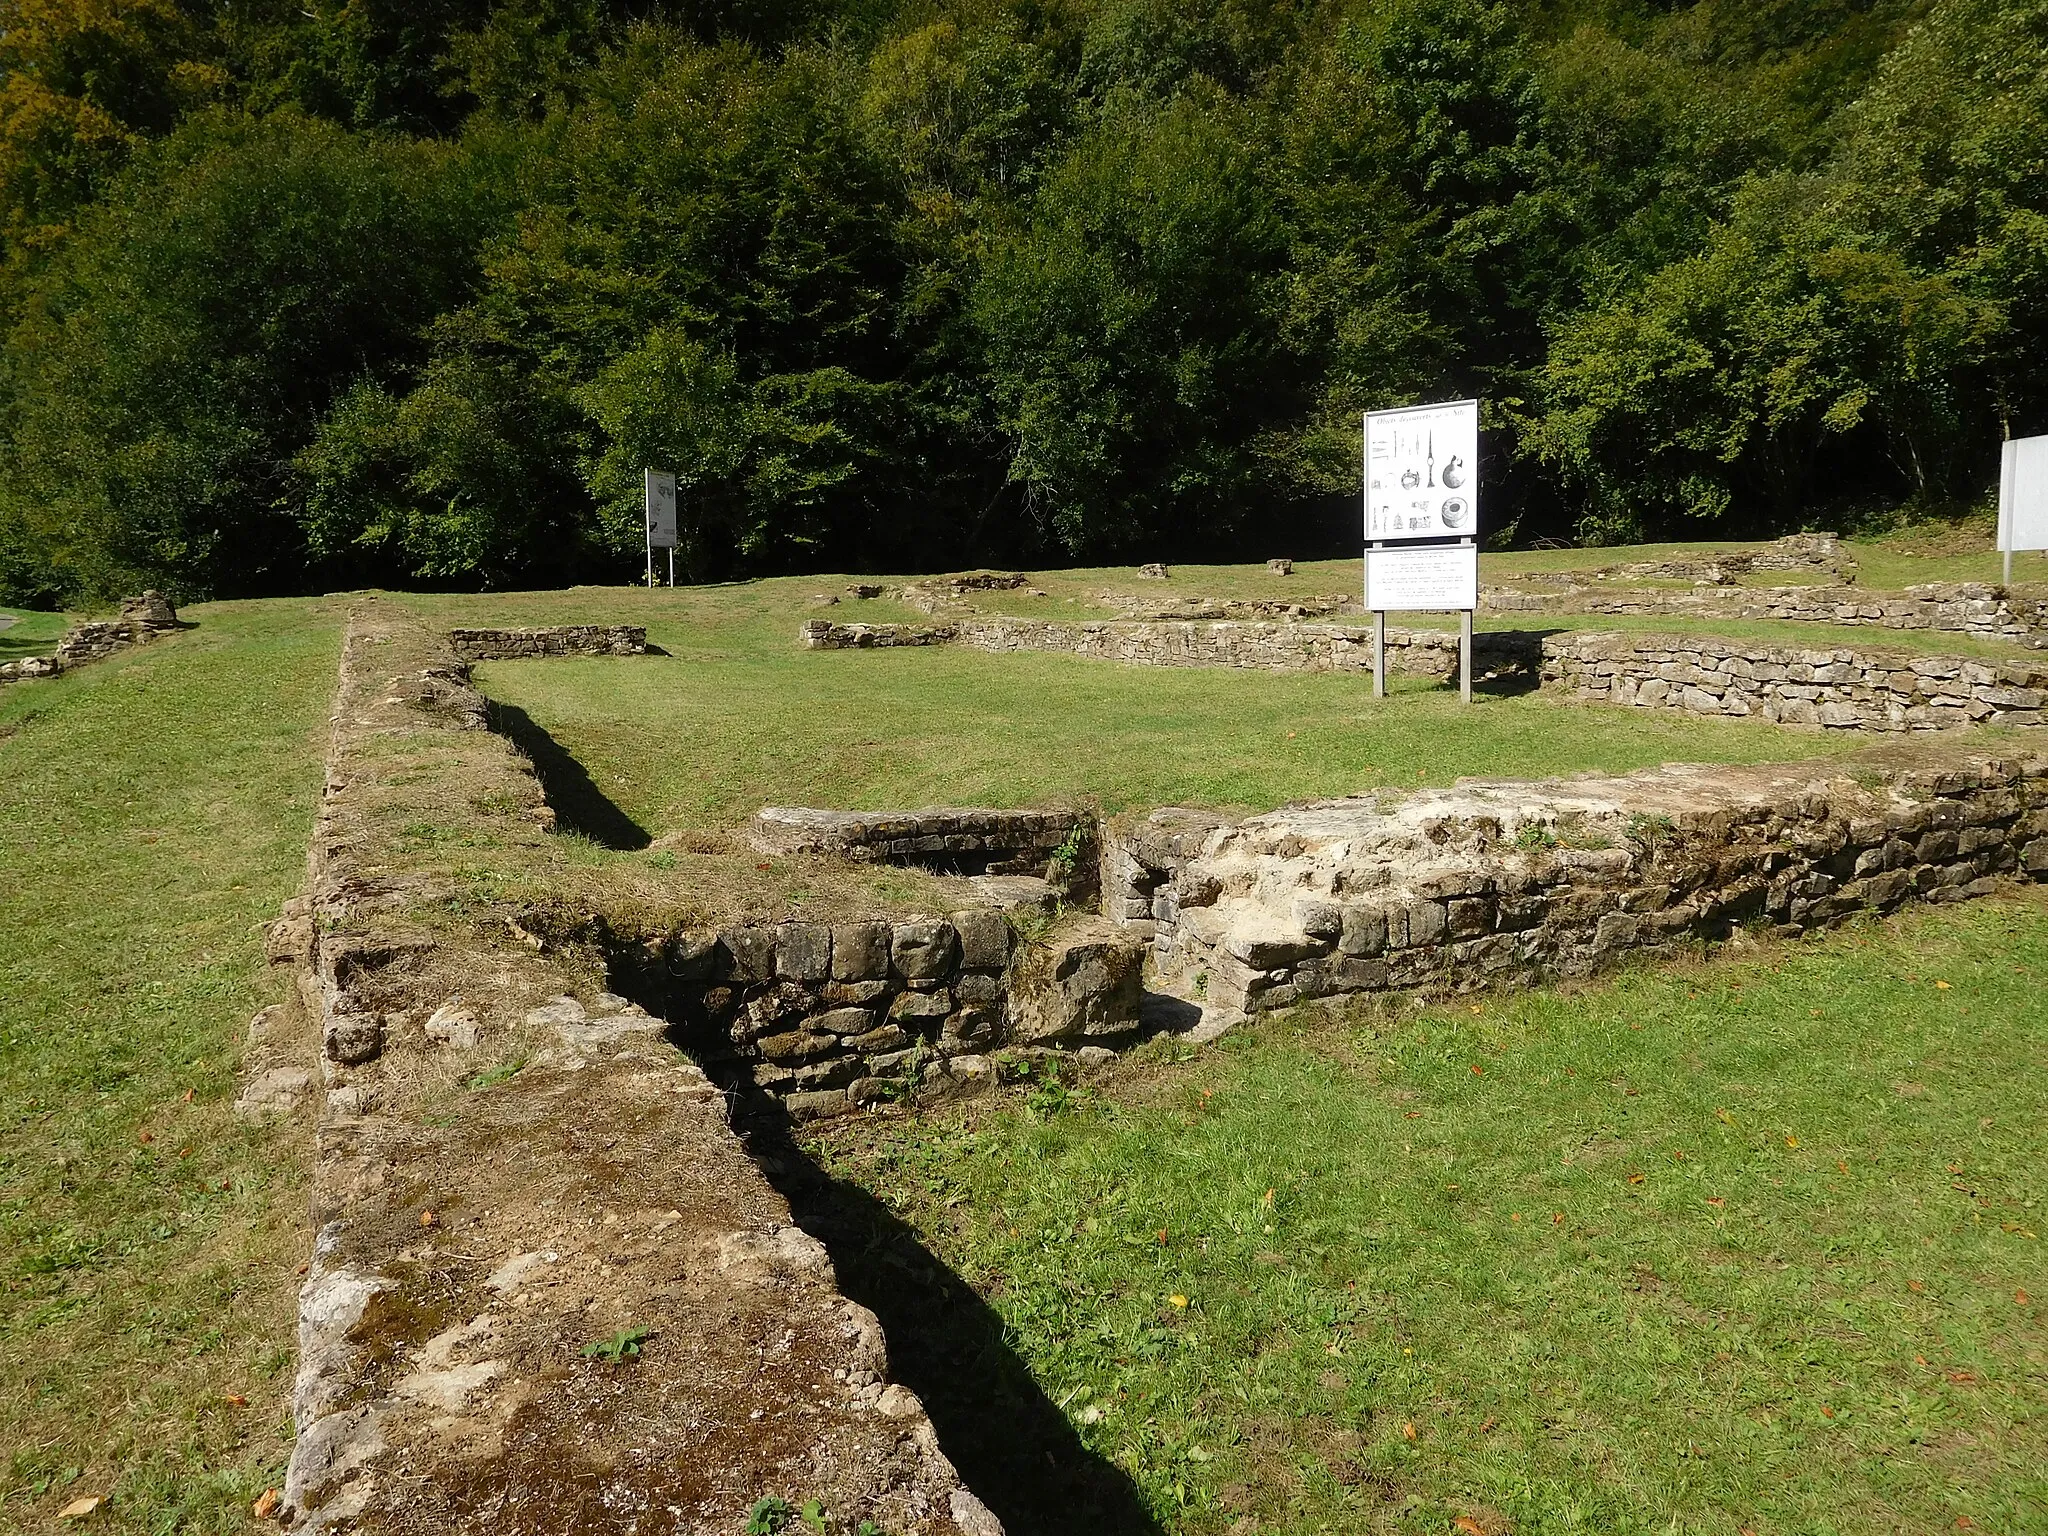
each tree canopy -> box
[0,0,2041,603]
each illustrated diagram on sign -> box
[1364,400,1480,542]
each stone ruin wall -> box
[263,604,1002,1535]
[803,615,2048,734]
[621,909,1147,1122]
[1543,632,2048,732]
[449,623,646,660]
[0,590,181,683]
[1485,579,2048,645]
[1104,751,2048,1018]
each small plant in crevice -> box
[581,1325,652,1364]
[1512,822,1559,853]
[1624,811,1677,849]
[462,1056,527,1091]
[746,1496,837,1534]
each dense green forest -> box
[0,0,2041,601]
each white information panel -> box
[1367,543,1477,612]
[1365,399,1479,542]
[645,468,678,549]
[2000,435,2048,555]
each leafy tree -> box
[0,109,491,598]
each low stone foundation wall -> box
[0,591,181,683]
[751,804,1087,872]
[804,615,1536,680]
[450,623,645,660]
[1544,632,2048,731]
[1486,580,2048,644]
[626,910,1145,1120]
[1104,748,2048,1017]
[805,615,2048,733]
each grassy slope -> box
[444,581,1866,841]
[0,601,339,1531]
[0,607,69,666]
[819,895,2048,1535]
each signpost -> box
[1999,434,2048,587]
[644,468,678,589]
[1364,400,1480,701]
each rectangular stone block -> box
[775,923,832,981]
[720,927,777,983]
[831,922,892,981]
[951,909,1013,970]
[892,920,960,980]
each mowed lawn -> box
[454,580,1868,837]
[0,601,339,1531]
[819,896,2048,1535]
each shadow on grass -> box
[487,700,652,851]
[734,1097,1166,1536]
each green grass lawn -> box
[445,581,1868,841]
[0,600,339,1532]
[0,606,69,666]
[815,894,2048,1535]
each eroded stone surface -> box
[1107,747,2048,1015]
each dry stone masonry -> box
[628,908,1146,1121]
[1486,579,2048,645]
[1544,632,2048,731]
[0,591,181,683]
[1105,748,2048,1017]
[803,615,2048,735]
[751,805,1088,873]
[449,623,645,660]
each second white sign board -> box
[1365,399,1479,542]
[645,468,678,549]
[2000,434,2048,555]
[1367,543,1478,612]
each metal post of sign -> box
[1460,536,1475,703]
[645,522,654,590]
[1369,541,1385,699]
[668,547,675,588]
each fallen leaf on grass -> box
[180,1087,194,1103]
[1169,1295,1188,1309]
[252,1489,281,1521]
[57,1496,103,1520]
[1478,1416,1496,1433]
[1909,1280,1926,1293]
[419,1210,437,1228]
[1453,1519,1486,1534]
[1627,1172,1646,1185]
[223,1393,247,1407]
[1935,980,1951,991]
[1706,1197,1726,1208]
[2016,1288,2030,1305]
[1401,1422,1418,1441]
[1784,1134,1799,1148]
[1948,1371,1976,1385]
[1820,1405,1834,1419]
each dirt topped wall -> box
[263,603,1001,1535]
